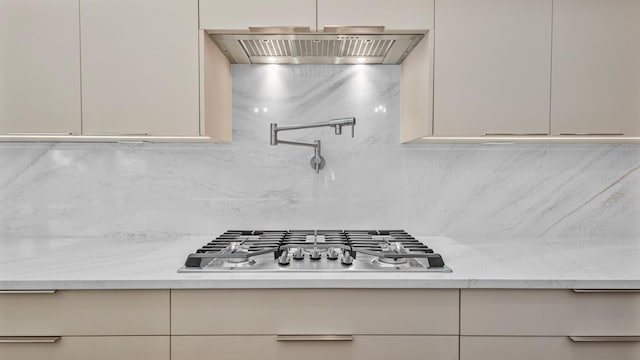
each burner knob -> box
[310,248,321,261]
[293,248,305,261]
[327,248,339,260]
[278,250,290,266]
[341,251,353,266]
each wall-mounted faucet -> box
[270,117,356,173]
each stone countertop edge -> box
[0,235,638,290]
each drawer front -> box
[461,289,640,335]
[0,290,169,336]
[461,336,640,360]
[173,335,458,360]
[171,289,459,335]
[0,336,169,360]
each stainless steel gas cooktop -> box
[179,230,451,273]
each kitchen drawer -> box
[0,336,169,360]
[461,289,640,336]
[460,336,640,360]
[0,290,169,336]
[171,289,459,335]
[172,335,458,360]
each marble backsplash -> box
[0,65,638,239]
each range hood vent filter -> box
[211,34,425,65]
[241,38,395,58]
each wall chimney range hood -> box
[209,26,426,65]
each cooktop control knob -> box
[341,251,353,265]
[278,250,290,266]
[310,248,321,261]
[293,248,305,261]
[327,248,339,260]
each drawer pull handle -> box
[484,133,548,136]
[573,289,640,293]
[82,133,150,136]
[559,133,624,136]
[569,336,640,343]
[7,132,73,136]
[0,337,61,344]
[0,290,57,294]
[277,335,354,342]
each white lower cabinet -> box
[172,335,458,360]
[461,336,640,360]
[0,336,169,360]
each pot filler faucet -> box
[270,117,356,174]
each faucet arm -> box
[269,116,355,174]
[277,139,318,148]
[273,117,355,133]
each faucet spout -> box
[269,117,356,173]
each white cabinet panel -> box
[0,0,81,135]
[173,335,458,360]
[200,0,316,31]
[433,0,552,136]
[551,0,640,136]
[318,0,434,30]
[0,336,169,360]
[172,289,459,335]
[80,0,200,136]
[0,290,170,336]
[461,289,640,336]
[461,336,640,360]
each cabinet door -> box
[0,290,170,336]
[80,0,200,136]
[0,0,81,135]
[433,0,552,136]
[0,336,169,360]
[461,336,640,360]
[551,0,640,136]
[199,0,316,31]
[173,335,458,360]
[461,289,640,336]
[172,289,459,335]
[318,0,434,30]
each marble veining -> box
[0,65,638,239]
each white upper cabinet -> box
[317,0,434,30]
[0,0,81,135]
[80,0,200,136]
[551,0,640,136]
[433,0,552,136]
[200,0,316,31]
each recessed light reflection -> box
[374,105,387,113]
[266,57,277,63]
[254,108,259,113]
[356,57,366,63]
[263,107,268,113]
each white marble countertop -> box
[0,235,638,290]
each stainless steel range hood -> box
[208,27,426,65]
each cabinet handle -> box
[0,337,61,343]
[559,133,624,136]
[0,290,57,294]
[569,336,640,343]
[277,335,354,342]
[7,132,73,136]
[572,289,640,293]
[484,133,548,136]
[323,26,385,33]
[82,133,150,136]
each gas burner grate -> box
[184,230,446,269]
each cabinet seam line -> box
[548,0,554,135]
[78,0,83,135]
